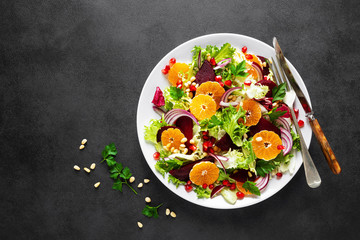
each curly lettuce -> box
[164,86,191,111]
[221,105,248,146]
[144,116,167,144]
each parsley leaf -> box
[217,169,236,183]
[242,181,260,196]
[272,83,287,102]
[266,107,287,122]
[142,204,163,218]
[101,143,137,194]
[230,60,249,78]
[169,86,185,100]
[255,160,276,177]
[199,115,223,129]
[194,186,211,199]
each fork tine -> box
[270,57,284,86]
[268,58,280,86]
[273,57,292,92]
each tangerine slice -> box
[189,94,217,121]
[161,128,185,150]
[236,181,251,195]
[237,99,262,126]
[168,63,189,86]
[251,130,282,160]
[195,81,225,110]
[189,161,220,185]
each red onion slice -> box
[164,109,199,125]
[251,62,263,81]
[219,87,242,108]
[210,185,225,198]
[213,58,232,70]
[209,153,229,175]
[275,117,291,132]
[197,49,202,68]
[254,174,269,191]
[280,127,293,155]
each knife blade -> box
[273,37,341,174]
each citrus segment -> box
[168,63,189,86]
[247,54,263,69]
[236,181,251,195]
[189,94,217,121]
[161,128,185,150]
[251,130,282,160]
[189,161,220,185]
[195,81,225,109]
[238,99,262,126]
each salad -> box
[144,43,301,205]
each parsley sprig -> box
[266,106,287,122]
[142,204,163,218]
[272,83,286,102]
[242,181,260,196]
[101,143,137,195]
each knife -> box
[273,37,341,174]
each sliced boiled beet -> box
[195,60,216,84]
[256,79,277,97]
[215,133,240,151]
[276,104,291,118]
[169,156,214,181]
[156,126,178,142]
[175,116,193,147]
[257,97,273,111]
[230,169,256,182]
[249,117,281,137]
[257,55,270,75]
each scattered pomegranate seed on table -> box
[242,46,247,53]
[298,120,304,128]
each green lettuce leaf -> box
[194,186,211,199]
[221,105,248,146]
[144,116,168,144]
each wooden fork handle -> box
[308,118,341,174]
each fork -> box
[269,57,321,188]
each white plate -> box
[136,33,312,209]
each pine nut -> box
[256,137,263,142]
[207,55,211,61]
[185,88,190,92]
[144,179,150,183]
[166,143,171,149]
[170,147,175,152]
[163,146,168,151]
[182,148,188,154]
[173,149,179,153]
[170,211,176,218]
[189,139,195,144]
[191,82,196,86]
[145,197,151,203]
[213,146,219,152]
[138,183,143,188]
[137,222,143,229]
[190,76,196,82]
[90,163,96,170]
[180,138,187,143]
[195,84,199,88]
[79,145,85,150]
[248,171,252,178]
[94,182,100,188]
[180,144,186,148]
[166,208,170,215]
[73,165,80,171]
[84,167,90,173]
[81,139,87,145]
[129,176,135,183]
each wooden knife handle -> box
[308,118,341,174]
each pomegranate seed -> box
[203,145,208,152]
[219,81,224,87]
[204,141,213,147]
[210,57,216,66]
[189,144,197,151]
[190,85,196,91]
[177,84,182,89]
[263,76,267,80]
[203,135,209,140]
[202,131,208,136]
[298,120,304,128]
[242,46,247,53]
[244,80,252,86]
[209,147,214,154]
[187,180,192,185]
[230,183,236,190]
[224,80,232,86]
[169,58,176,67]
[222,180,229,186]
[236,192,245,199]
[245,54,253,60]
[202,183,208,189]
[176,79,182,86]
[153,152,160,160]
[185,185,193,192]
[165,65,171,70]
[161,68,168,75]
[294,108,299,119]
[209,184,214,190]
[215,75,222,82]
[277,145,285,150]
[276,172,283,178]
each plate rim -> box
[136,33,312,209]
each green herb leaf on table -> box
[142,204,163,218]
[272,83,286,102]
[242,181,260,196]
[255,160,276,177]
[102,143,137,194]
[169,86,185,100]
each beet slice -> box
[195,60,216,84]
[276,104,291,118]
[169,156,214,181]
[156,126,178,142]
[249,117,281,137]
[175,116,193,147]
[230,169,257,182]
[256,79,277,97]
[215,133,240,151]
[257,55,270,76]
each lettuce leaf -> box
[168,175,186,188]
[154,159,183,177]
[144,116,168,144]
[164,87,191,110]
[245,84,269,99]
[214,43,236,62]
[194,186,211,199]
[221,105,248,146]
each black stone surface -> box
[1,0,359,239]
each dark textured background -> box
[1,0,359,239]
